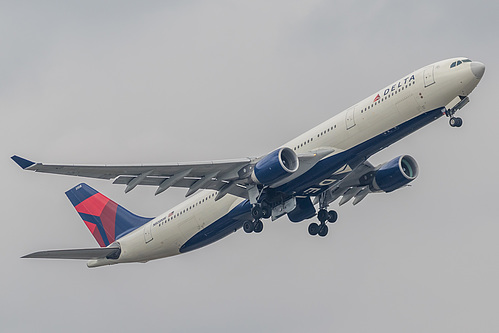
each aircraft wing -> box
[314,161,378,206]
[12,148,335,200]
[22,247,121,260]
[11,155,253,198]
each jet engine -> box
[251,147,299,185]
[371,155,419,192]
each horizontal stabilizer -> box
[22,247,120,260]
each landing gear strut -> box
[308,192,338,237]
[445,96,468,128]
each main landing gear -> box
[244,203,271,234]
[308,192,338,237]
[243,219,264,233]
[308,209,337,237]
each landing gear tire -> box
[327,210,338,223]
[243,221,255,233]
[254,220,264,233]
[449,117,463,127]
[317,209,329,223]
[318,224,329,237]
[261,205,271,219]
[308,222,320,236]
[251,205,263,220]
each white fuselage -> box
[88,58,482,267]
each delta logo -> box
[372,74,416,104]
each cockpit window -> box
[450,59,471,68]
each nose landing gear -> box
[445,96,469,128]
[449,117,463,127]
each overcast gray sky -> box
[2,1,498,332]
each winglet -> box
[11,155,35,169]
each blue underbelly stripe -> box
[179,200,251,253]
[180,107,444,253]
[277,107,444,195]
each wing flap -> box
[22,247,121,260]
[314,161,376,206]
[113,176,249,198]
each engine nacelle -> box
[372,155,419,192]
[251,147,299,185]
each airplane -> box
[12,57,485,268]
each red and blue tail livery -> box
[66,184,153,247]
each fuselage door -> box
[144,223,153,243]
[345,107,356,130]
[423,66,435,87]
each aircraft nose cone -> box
[471,61,485,79]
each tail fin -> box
[66,183,153,247]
